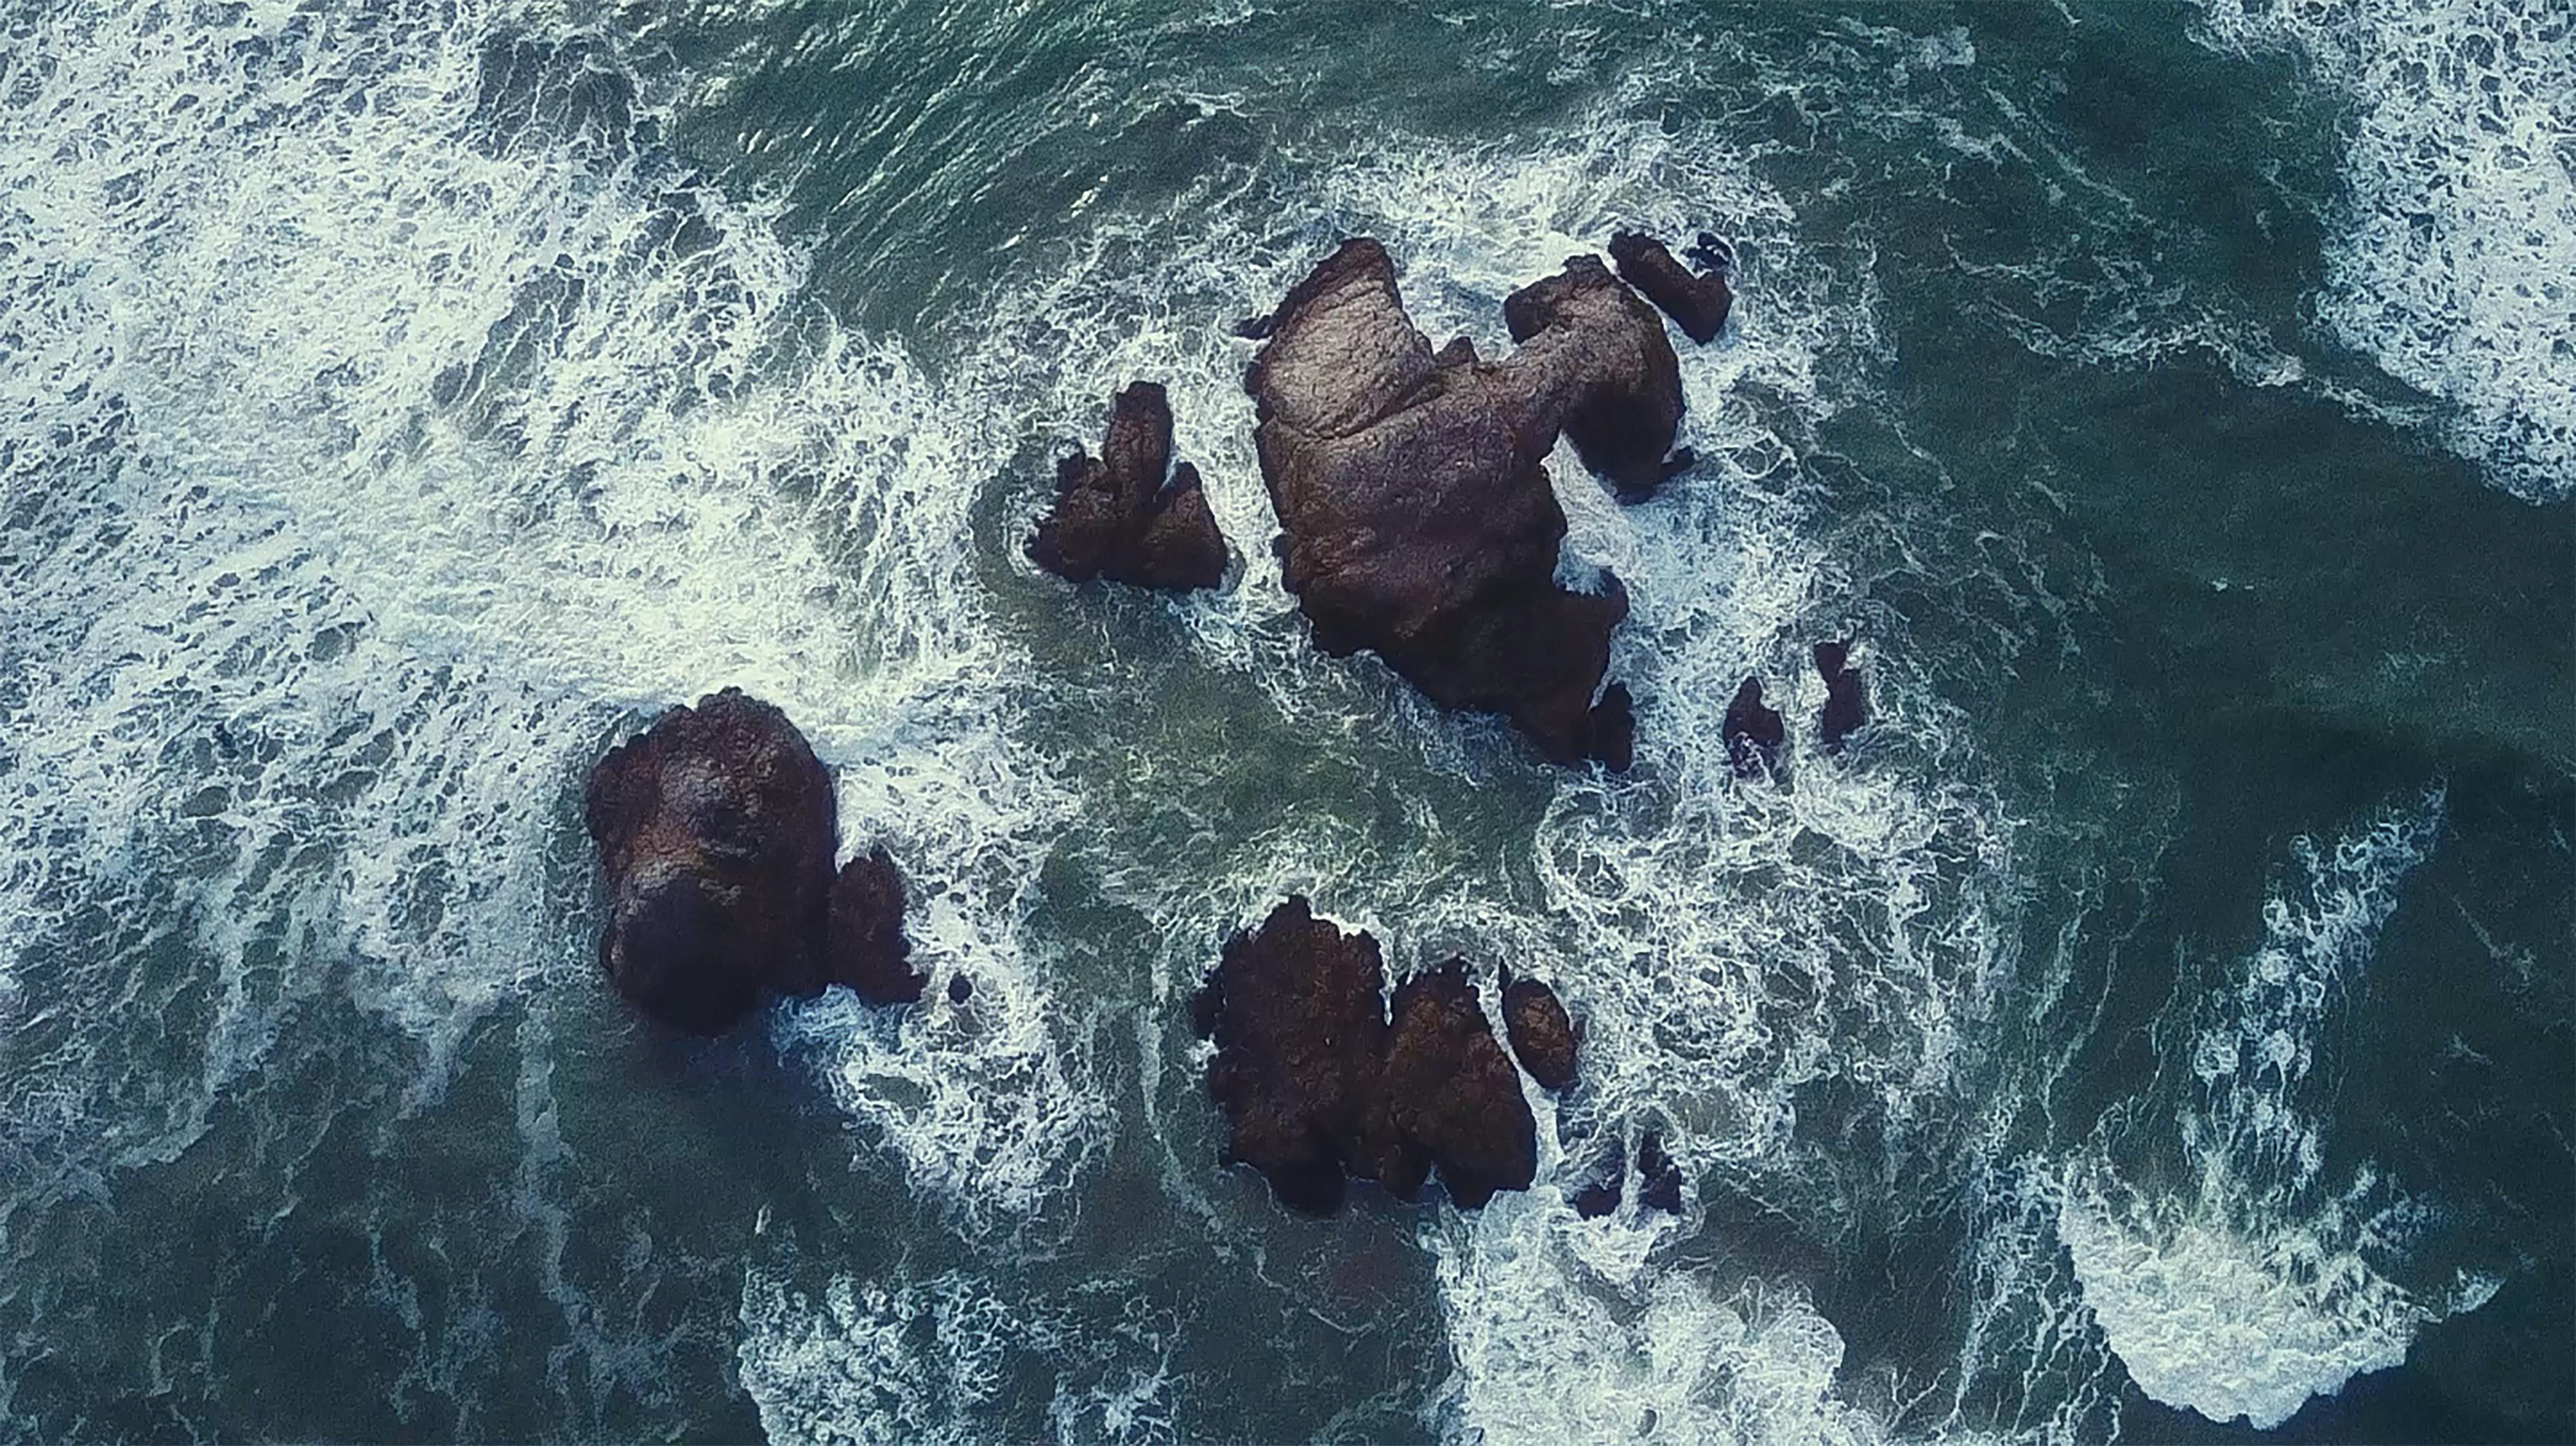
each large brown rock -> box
[1029,381,1229,590]
[1191,896,1391,1214]
[584,689,914,1034]
[1244,239,1683,767]
[1192,900,1541,1214]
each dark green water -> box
[1,0,2568,1441]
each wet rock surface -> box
[1498,963,1578,1091]
[1029,381,1229,590]
[1192,898,1541,1214]
[584,689,913,1034]
[1609,229,1733,344]
[1243,238,1685,767]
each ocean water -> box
[1,0,2568,1441]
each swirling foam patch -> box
[2197,0,2576,503]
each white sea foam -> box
[2058,786,2496,1428]
[2197,0,2576,502]
[0,0,1100,1227]
[737,1265,1176,1446]
[1430,1192,1895,1446]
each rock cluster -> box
[1191,897,1572,1214]
[1571,1131,1686,1219]
[1028,381,1230,590]
[584,689,921,1034]
[1242,238,1686,768]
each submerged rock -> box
[1193,899,1541,1214]
[1570,1129,1686,1219]
[584,689,914,1034]
[1498,963,1578,1091]
[1722,675,1785,778]
[1814,640,1869,751]
[1244,238,1683,768]
[1608,229,1733,344]
[1029,381,1229,590]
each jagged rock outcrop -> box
[1243,238,1686,767]
[1502,253,1688,498]
[1723,675,1785,778]
[1498,963,1578,1091]
[1029,381,1229,590]
[1191,898,1541,1214]
[1814,640,1869,751]
[1191,895,1392,1215]
[1609,230,1733,344]
[584,689,915,1034]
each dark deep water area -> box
[2,0,2569,1441]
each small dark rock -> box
[1498,963,1578,1091]
[1587,682,1635,772]
[1571,1131,1685,1218]
[1814,640,1868,751]
[1573,1137,1626,1219]
[1686,232,1734,275]
[1722,676,1785,778]
[1636,1131,1684,1214]
[1608,230,1732,345]
[948,973,973,1005]
[1029,381,1230,591]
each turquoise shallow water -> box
[2,0,2569,1441]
